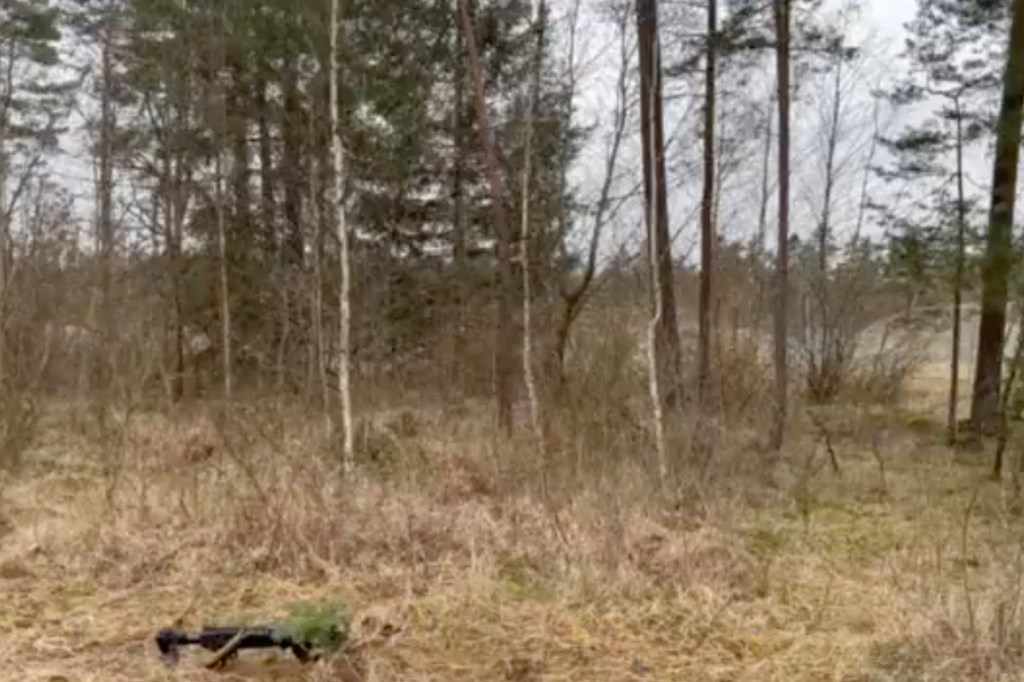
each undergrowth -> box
[0,397,1023,681]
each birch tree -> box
[636,0,678,477]
[330,0,355,470]
[521,0,547,443]
[459,0,517,436]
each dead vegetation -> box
[1,372,1024,682]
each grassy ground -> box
[2,391,1024,682]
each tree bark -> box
[770,0,791,451]
[949,96,966,443]
[459,0,516,436]
[213,7,232,399]
[308,82,329,427]
[330,0,355,470]
[281,55,304,267]
[97,10,116,390]
[256,72,276,256]
[229,52,251,244]
[521,0,546,443]
[452,4,467,272]
[971,0,1024,432]
[0,99,7,389]
[755,87,774,330]
[636,0,683,412]
[452,0,468,386]
[698,0,717,410]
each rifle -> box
[155,624,326,668]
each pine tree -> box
[0,1,70,387]
[974,0,1024,433]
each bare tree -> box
[95,3,119,392]
[308,84,330,432]
[637,0,679,478]
[947,92,967,443]
[770,0,791,451]
[754,83,775,330]
[698,0,717,411]
[552,0,631,383]
[459,0,516,436]
[797,31,872,403]
[330,0,355,469]
[521,0,547,443]
[211,5,232,399]
[637,0,683,424]
[451,0,469,386]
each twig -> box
[870,430,887,496]
[961,482,981,646]
[808,409,841,476]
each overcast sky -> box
[51,0,997,267]
[559,0,941,266]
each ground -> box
[1,350,1024,681]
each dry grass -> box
[2,389,1024,682]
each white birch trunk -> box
[521,0,545,444]
[643,10,668,482]
[215,149,232,398]
[330,0,355,471]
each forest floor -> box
[1,377,1023,681]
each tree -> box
[459,0,517,436]
[636,0,684,450]
[791,11,883,404]
[699,0,717,412]
[876,0,1001,441]
[551,0,630,385]
[770,0,791,451]
[972,0,1024,432]
[69,0,130,393]
[0,1,68,389]
[330,0,354,470]
[520,0,547,443]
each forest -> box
[3,0,1024,679]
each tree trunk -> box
[330,0,355,470]
[770,0,791,451]
[281,55,304,268]
[949,96,966,443]
[164,162,185,403]
[459,0,516,436]
[452,0,467,387]
[215,153,232,398]
[521,0,547,443]
[636,0,683,412]
[229,53,251,244]
[97,12,116,391]
[811,49,844,401]
[308,84,329,427]
[0,111,7,388]
[256,73,276,256]
[698,0,717,410]
[971,0,1024,433]
[211,4,232,399]
[755,87,774,330]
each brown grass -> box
[2,388,1024,682]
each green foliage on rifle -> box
[275,600,350,654]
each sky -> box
[560,0,936,266]
[45,0,1000,268]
